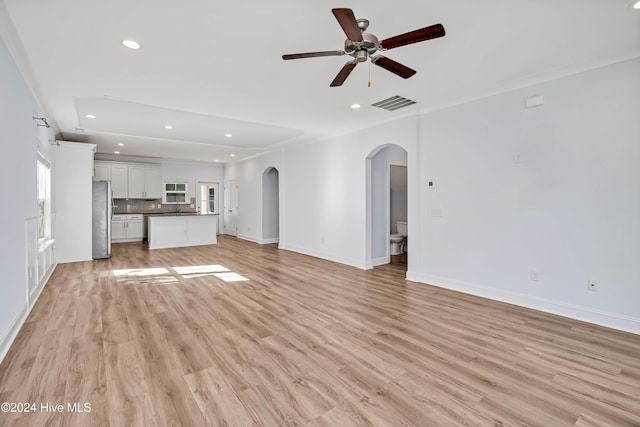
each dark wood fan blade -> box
[372,56,416,79]
[330,62,357,87]
[380,24,445,50]
[332,8,363,42]
[282,51,345,60]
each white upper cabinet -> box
[94,163,109,181]
[129,165,161,199]
[144,167,161,198]
[110,165,128,198]
[128,166,145,198]
[94,161,161,199]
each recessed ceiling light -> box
[230,154,236,157]
[114,151,120,154]
[85,114,96,119]
[164,125,173,129]
[117,143,124,146]
[351,104,361,109]
[225,133,232,137]
[633,0,640,9]
[122,40,141,49]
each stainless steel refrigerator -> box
[92,180,112,259]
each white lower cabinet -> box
[112,214,143,242]
[148,215,217,249]
[112,219,126,240]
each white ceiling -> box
[2,0,639,163]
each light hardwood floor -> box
[1,235,639,426]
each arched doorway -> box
[262,167,279,243]
[366,144,408,269]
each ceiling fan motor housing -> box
[344,32,380,59]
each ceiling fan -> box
[282,8,445,87]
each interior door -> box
[223,180,238,236]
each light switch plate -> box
[525,95,544,108]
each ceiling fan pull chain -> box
[368,61,371,87]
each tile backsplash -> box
[113,198,197,215]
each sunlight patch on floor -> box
[113,267,171,276]
[112,267,179,285]
[113,265,248,284]
[212,272,249,282]
[173,265,249,282]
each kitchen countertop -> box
[115,212,220,217]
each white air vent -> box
[371,95,416,111]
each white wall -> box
[161,161,224,231]
[412,57,640,332]
[0,35,57,362]
[224,151,283,243]
[228,58,639,333]
[53,141,95,263]
[227,117,417,266]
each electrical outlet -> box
[190,204,195,208]
[588,280,598,291]
[158,204,161,209]
[530,270,539,282]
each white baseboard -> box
[406,271,640,335]
[260,237,279,244]
[112,238,143,243]
[0,303,29,365]
[237,234,280,245]
[279,243,367,270]
[1,263,56,365]
[30,263,55,303]
[372,256,389,267]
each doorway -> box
[366,144,408,270]
[262,167,279,243]
[197,182,219,215]
[197,181,220,233]
[223,180,238,236]
[389,163,408,264]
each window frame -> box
[37,153,52,241]
[163,181,189,204]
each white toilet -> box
[390,221,407,255]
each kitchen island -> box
[148,214,218,250]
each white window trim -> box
[37,152,51,241]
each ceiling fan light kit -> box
[282,8,445,87]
